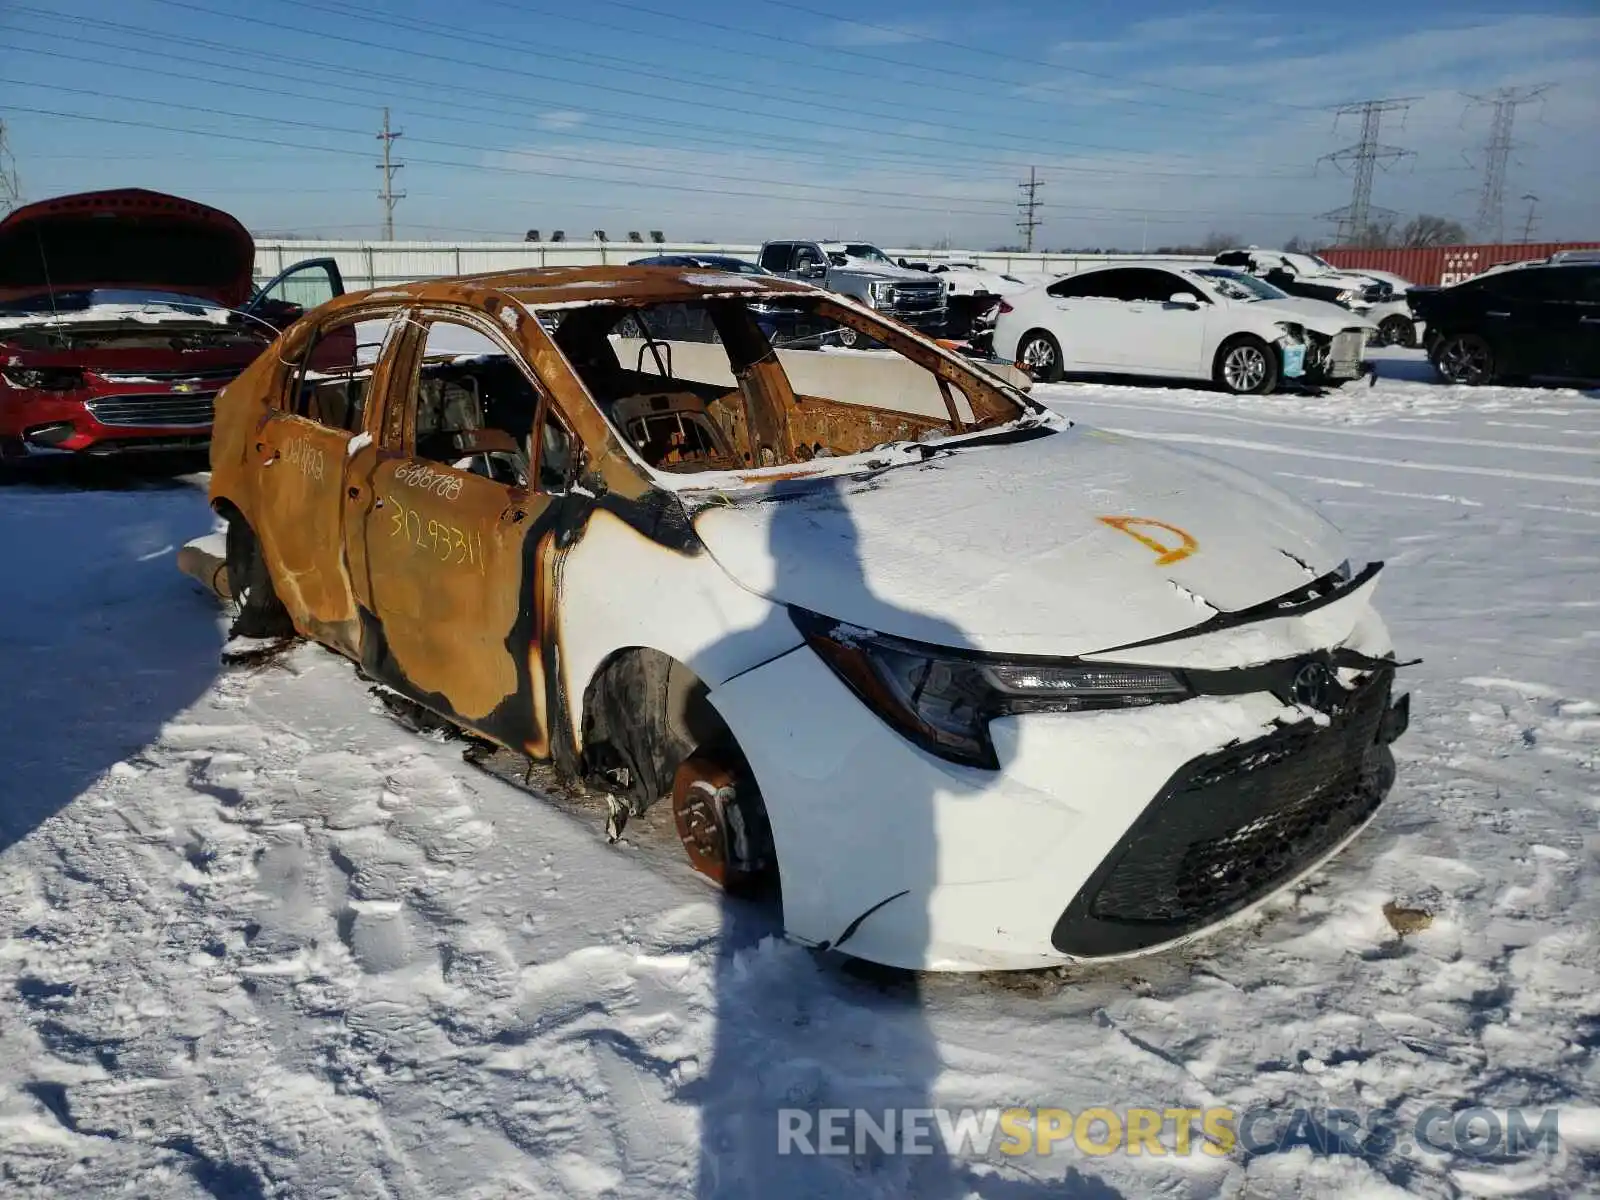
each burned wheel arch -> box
[579,647,732,814]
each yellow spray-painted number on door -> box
[384,494,486,571]
[1098,516,1198,566]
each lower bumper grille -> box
[84,392,216,428]
[1052,673,1397,958]
[1327,330,1368,377]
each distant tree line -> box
[988,213,1474,256]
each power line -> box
[0,118,20,214]
[1316,97,1416,245]
[747,0,1321,115]
[0,18,1327,184]
[11,104,1341,236]
[376,106,405,240]
[3,77,1322,219]
[1464,85,1551,244]
[1017,168,1043,252]
[140,0,1216,167]
[0,102,1036,219]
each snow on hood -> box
[1246,296,1377,334]
[832,257,941,282]
[0,290,235,331]
[934,266,1030,296]
[689,424,1348,657]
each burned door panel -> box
[252,411,359,650]
[251,311,402,654]
[354,309,559,753]
[360,460,548,728]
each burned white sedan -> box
[190,266,1410,971]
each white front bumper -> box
[712,644,1391,971]
[708,577,1401,972]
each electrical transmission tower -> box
[1016,167,1042,252]
[0,119,21,216]
[376,107,405,241]
[1317,97,1416,246]
[1464,85,1550,244]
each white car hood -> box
[689,425,1349,657]
[1245,296,1375,334]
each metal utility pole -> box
[376,107,405,241]
[0,119,21,215]
[1016,167,1043,252]
[1519,193,1540,244]
[1465,86,1550,244]
[1317,97,1416,245]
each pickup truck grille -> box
[85,392,216,428]
[888,282,944,312]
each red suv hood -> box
[0,189,255,309]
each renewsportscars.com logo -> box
[777,1105,1565,1161]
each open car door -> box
[242,257,346,330]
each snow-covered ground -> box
[1,349,1597,1198]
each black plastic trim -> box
[1050,672,1402,958]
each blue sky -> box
[3,0,1597,248]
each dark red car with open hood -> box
[0,188,342,459]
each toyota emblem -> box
[1291,662,1334,711]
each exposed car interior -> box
[294,318,383,433]
[408,320,574,491]
[547,297,1023,473]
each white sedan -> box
[190,267,1410,972]
[994,263,1377,393]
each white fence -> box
[253,240,1208,291]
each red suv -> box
[0,188,341,460]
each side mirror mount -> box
[1168,292,1200,307]
[806,262,828,279]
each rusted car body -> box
[196,266,1410,971]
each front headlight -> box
[869,281,895,307]
[795,610,1191,768]
[1,366,86,391]
[1336,289,1356,304]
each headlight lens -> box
[1336,289,1355,304]
[795,610,1191,768]
[869,281,895,306]
[1,366,86,391]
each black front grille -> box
[891,284,943,311]
[85,392,216,428]
[1052,674,1395,958]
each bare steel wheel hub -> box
[671,755,772,890]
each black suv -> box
[1409,259,1600,385]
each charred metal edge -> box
[1090,560,1385,656]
